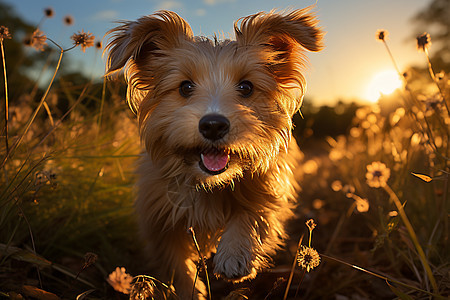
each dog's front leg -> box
[213,214,259,281]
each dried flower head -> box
[63,15,74,26]
[306,219,317,232]
[95,40,102,50]
[83,252,98,269]
[130,277,156,300]
[107,267,132,294]
[297,246,321,272]
[366,161,391,188]
[44,7,54,18]
[71,30,95,52]
[0,26,12,41]
[27,29,47,51]
[416,32,431,52]
[376,29,388,42]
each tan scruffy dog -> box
[105,8,323,299]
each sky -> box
[5,0,432,105]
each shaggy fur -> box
[105,8,323,299]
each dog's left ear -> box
[105,10,193,77]
[235,7,324,113]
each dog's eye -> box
[237,81,253,98]
[179,81,195,98]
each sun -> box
[365,70,402,102]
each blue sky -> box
[5,0,431,104]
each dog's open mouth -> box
[199,148,230,175]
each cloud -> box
[91,10,119,21]
[157,1,183,10]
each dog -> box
[105,8,323,299]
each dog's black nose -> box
[199,114,230,141]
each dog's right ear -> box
[104,10,193,77]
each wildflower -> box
[63,15,74,26]
[130,277,156,300]
[366,161,390,188]
[416,32,431,52]
[376,29,388,42]
[107,267,133,294]
[297,246,321,272]
[71,30,95,52]
[0,26,12,41]
[44,7,54,18]
[27,29,47,51]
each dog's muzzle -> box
[198,114,230,175]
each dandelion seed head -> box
[64,15,74,26]
[130,278,156,300]
[44,7,54,18]
[71,30,95,52]
[107,267,132,294]
[297,246,321,272]
[366,161,390,188]
[416,32,431,52]
[83,252,98,268]
[27,29,47,51]
[376,29,388,42]
[0,26,12,41]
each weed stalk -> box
[1,39,9,156]
[383,184,438,293]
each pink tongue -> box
[201,152,229,172]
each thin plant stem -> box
[188,227,211,300]
[383,184,438,293]
[382,40,401,76]
[96,76,106,146]
[424,49,450,115]
[191,264,200,300]
[1,40,9,156]
[16,204,42,288]
[0,40,75,169]
[321,254,445,299]
[294,269,306,299]
[283,234,303,300]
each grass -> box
[0,9,449,300]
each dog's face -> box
[106,9,323,189]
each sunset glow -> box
[365,70,403,102]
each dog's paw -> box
[213,248,256,281]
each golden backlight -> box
[365,70,403,102]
